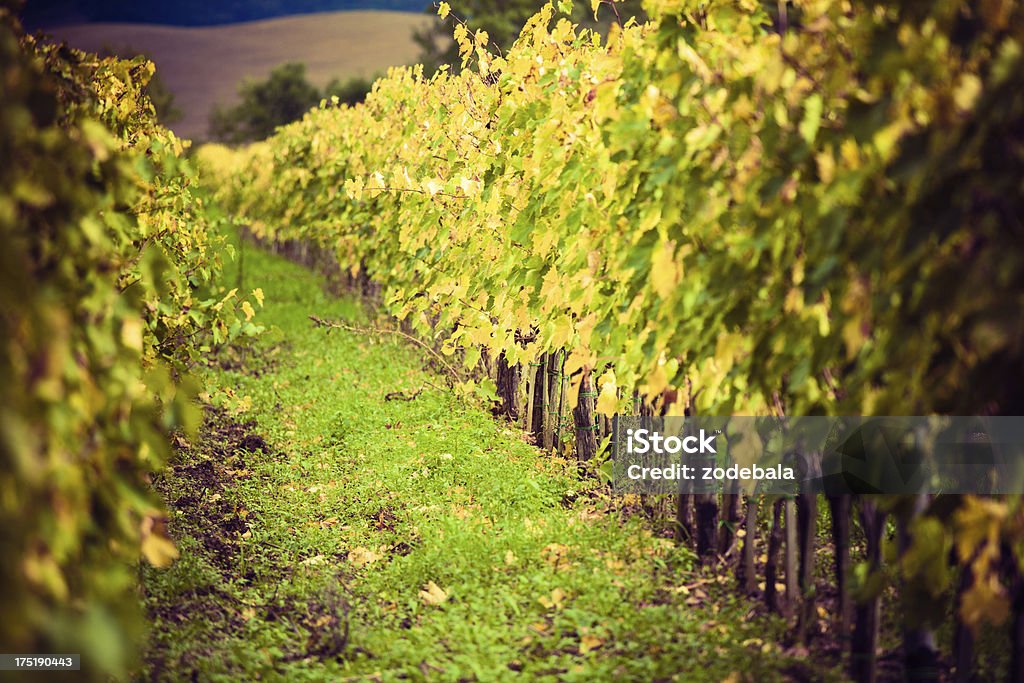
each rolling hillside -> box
[42,11,435,140]
[21,0,429,28]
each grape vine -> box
[1,9,260,677]
[209,0,1024,671]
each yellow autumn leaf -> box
[140,515,179,568]
[458,175,480,196]
[842,318,867,360]
[453,24,469,55]
[643,354,675,399]
[650,240,678,299]
[23,551,68,601]
[420,580,449,606]
[437,1,450,19]
[550,316,573,348]
[575,312,597,349]
[960,573,1010,630]
[954,496,1006,563]
[121,318,144,352]
[784,287,804,314]
[579,633,604,654]
[533,229,558,258]
[538,587,567,609]
[252,287,265,306]
[344,176,364,200]
[241,301,255,321]
[564,349,589,379]
[423,178,443,196]
[953,73,982,113]
[815,150,835,184]
[596,371,618,416]
[540,267,564,309]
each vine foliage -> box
[209,0,1024,665]
[1,8,259,677]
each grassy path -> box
[141,245,827,682]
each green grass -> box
[140,242,839,682]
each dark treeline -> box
[210,63,374,144]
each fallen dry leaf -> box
[541,543,571,569]
[579,634,604,654]
[538,587,567,609]
[349,546,383,567]
[420,580,449,606]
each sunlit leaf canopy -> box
[209,0,1024,418]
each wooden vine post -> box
[719,482,741,556]
[529,354,547,445]
[739,496,759,594]
[1009,558,1024,683]
[952,563,974,682]
[675,484,694,545]
[829,494,852,636]
[851,500,886,683]
[899,492,938,681]
[553,352,567,453]
[573,368,598,462]
[796,484,818,643]
[693,462,719,561]
[765,498,786,614]
[495,352,521,422]
[543,351,562,450]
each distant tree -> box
[323,74,375,107]
[210,62,321,144]
[413,0,646,73]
